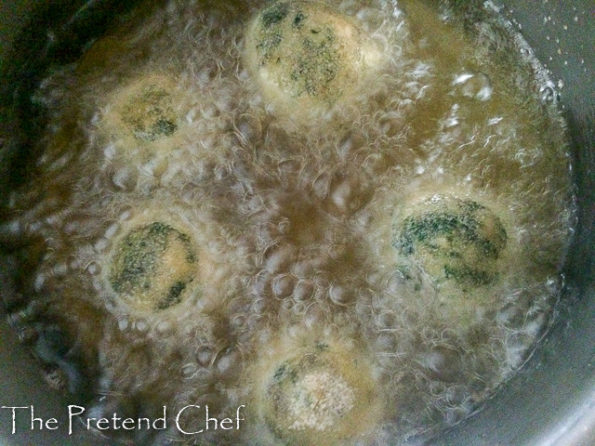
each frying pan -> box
[0,1,593,445]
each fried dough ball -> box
[245,1,380,114]
[118,84,177,142]
[254,338,382,445]
[394,195,508,292]
[108,221,197,311]
[99,74,183,151]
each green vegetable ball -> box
[245,1,380,112]
[109,222,196,311]
[394,195,507,292]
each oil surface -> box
[0,0,575,445]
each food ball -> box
[393,195,508,292]
[119,84,177,142]
[259,341,381,445]
[108,221,197,311]
[245,1,380,113]
[100,74,181,147]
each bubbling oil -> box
[0,0,575,445]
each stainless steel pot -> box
[0,1,593,445]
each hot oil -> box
[0,0,575,444]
